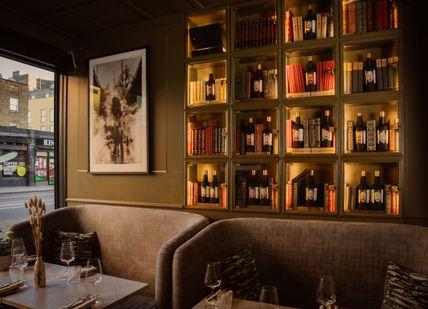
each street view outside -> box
[0,56,55,233]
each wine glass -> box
[60,242,75,281]
[204,262,222,302]
[316,275,336,308]
[259,285,279,309]
[85,258,103,304]
[11,238,28,270]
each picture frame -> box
[89,48,149,174]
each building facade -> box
[28,88,55,132]
[0,78,29,129]
[0,126,54,187]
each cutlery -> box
[61,295,91,309]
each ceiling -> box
[0,0,228,49]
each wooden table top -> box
[0,262,148,309]
[193,298,297,309]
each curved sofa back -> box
[11,205,209,309]
[173,218,428,309]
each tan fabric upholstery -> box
[173,218,428,309]
[11,205,209,309]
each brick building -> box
[0,77,29,129]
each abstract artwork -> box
[89,48,148,173]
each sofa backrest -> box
[12,204,209,306]
[173,218,428,309]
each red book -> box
[286,119,293,149]
[193,182,199,205]
[348,3,356,34]
[255,123,265,152]
[377,1,382,31]
[367,0,373,32]
[299,65,305,93]
[382,0,388,31]
[285,10,294,42]
[387,0,393,29]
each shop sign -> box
[36,139,54,147]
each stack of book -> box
[284,169,336,212]
[188,78,227,105]
[187,181,227,208]
[343,0,399,35]
[187,119,226,155]
[235,16,277,49]
[286,60,335,97]
[285,10,334,42]
[346,118,399,152]
[235,175,278,210]
[344,184,399,215]
[286,117,335,152]
[235,68,278,100]
[344,56,399,94]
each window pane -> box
[0,56,56,230]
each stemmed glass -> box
[60,241,75,281]
[316,275,336,309]
[259,285,279,309]
[204,262,222,301]
[85,258,103,304]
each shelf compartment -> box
[186,8,227,59]
[233,0,278,51]
[285,105,336,155]
[343,39,399,95]
[285,47,335,99]
[234,108,280,157]
[343,162,400,216]
[233,53,278,101]
[343,100,400,155]
[187,111,228,157]
[187,59,228,107]
[233,162,280,212]
[186,162,228,209]
[284,0,335,44]
[341,0,399,37]
[285,162,337,214]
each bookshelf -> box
[184,0,403,221]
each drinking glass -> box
[316,275,336,308]
[9,264,24,282]
[259,285,279,309]
[11,238,28,270]
[204,262,222,302]
[60,241,75,281]
[85,258,103,304]
[68,265,81,284]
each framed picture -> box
[89,48,149,174]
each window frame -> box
[9,97,19,112]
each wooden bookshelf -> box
[183,0,404,221]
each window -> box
[9,97,19,112]
[50,108,54,122]
[41,109,46,123]
[1,55,56,230]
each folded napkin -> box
[0,281,24,296]
[61,295,96,309]
[80,266,97,278]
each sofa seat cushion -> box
[52,230,99,266]
[217,245,262,301]
[108,294,156,309]
[382,261,428,309]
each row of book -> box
[187,181,227,208]
[346,118,399,152]
[286,61,335,95]
[188,78,227,105]
[235,175,278,210]
[344,184,399,215]
[284,11,334,43]
[187,120,226,155]
[285,182,336,212]
[343,0,399,35]
[235,69,278,100]
[235,16,278,49]
[286,119,335,150]
[343,57,398,94]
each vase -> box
[0,255,11,271]
[34,257,46,288]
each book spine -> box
[255,123,264,153]
[382,58,388,89]
[376,58,383,89]
[352,62,358,93]
[362,1,367,33]
[347,121,354,152]
[292,182,299,210]
[324,183,329,211]
[348,3,356,34]
[367,119,377,151]
[316,13,322,39]
[367,0,373,32]
[343,2,349,34]
[356,2,362,34]
[385,184,392,214]
[309,118,317,148]
[286,183,293,210]
[321,15,327,39]
[328,185,336,213]
[387,57,394,89]
[357,62,364,92]
[391,185,399,215]
[315,118,321,148]
[345,185,351,212]
[351,185,357,211]
[304,119,310,148]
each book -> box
[387,57,394,89]
[285,10,294,42]
[357,61,364,92]
[316,13,322,39]
[376,58,384,90]
[348,2,356,34]
[352,62,358,93]
[315,118,321,148]
[321,15,328,38]
[362,1,367,33]
[381,58,388,89]
[343,2,349,34]
[297,16,304,42]
[367,0,373,32]
[328,185,336,212]
[292,182,299,209]
[285,182,293,210]
[309,118,317,148]
[356,2,362,34]
[303,119,310,148]
[255,123,265,152]
[347,121,354,152]
[292,16,299,42]
[385,184,392,214]
[367,119,376,151]
[323,183,329,211]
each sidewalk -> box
[0,185,54,194]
